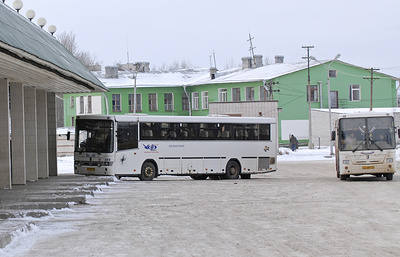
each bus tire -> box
[385,173,393,181]
[340,175,348,181]
[225,160,240,180]
[190,175,208,180]
[241,174,251,179]
[140,161,156,181]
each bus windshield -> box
[75,119,114,153]
[339,116,395,151]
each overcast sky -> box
[18,0,400,75]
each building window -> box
[202,91,208,109]
[79,96,84,114]
[129,94,142,113]
[182,94,189,111]
[218,88,227,102]
[307,85,319,102]
[260,86,271,101]
[350,84,360,101]
[87,95,92,114]
[149,93,158,111]
[232,88,241,102]
[246,87,254,101]
[112,94,121,112]
[71,117,75,127]
[70,96,75,108]
[192,92,199,110]
[329,70,337,78]
[164,93,174,112]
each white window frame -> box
[232,88,241,102]
[309,85,319,102]
[192,92,199,110]
[70,96,75,108]
[164,93,174,112]
[79,96,84,114]
[182,94,189,111]
[218,88,228,102]
[350,84,361,102]
[245,87,255,101]
[260,86,271,101]
[149,93,158,111]
[201,91,209,109]
[87,95,92,114]
[112,94,121,112]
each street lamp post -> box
[311,54,341,156]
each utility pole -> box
[363,68,380,111]
[248,33,256,67]
[302,45,315,149]
[263,80,280,100]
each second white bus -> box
[73,115,277,180]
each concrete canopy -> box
[0,4,107,93]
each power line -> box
[247,33,256,67]
[302,45,315,149]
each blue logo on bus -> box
[143,144,158,152]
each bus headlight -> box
[386,158,393,163]
[343,160,350,165]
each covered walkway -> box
[0,3,107,189]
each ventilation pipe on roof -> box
[254,55,263,68]
[210,67,217,80]
[183,85,192,116]
[275,55,284,64]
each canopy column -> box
[36,89,49,179]
[47,92,58,176]
[24,86,38,181]
[0,79,11,189]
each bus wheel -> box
[241,174,251,179]
[385,173,393,181]
[190,175,208,180]
[340,175,349,181]
[140,162,156,181]
[225,160,240,179]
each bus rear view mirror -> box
[331,131,336,141]
[67,131,71,141]
[398,129,400,139]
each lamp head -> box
[37,17,46,28]
[12,0,23,13]
[48,25,56,35]
[25,9,35,21]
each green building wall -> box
[63,61,397,144]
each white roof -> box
[189,61,328,85]
[314,107,400,115]
[77,115,276,124]
[95,68,239,89]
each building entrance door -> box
[330,91,338,108]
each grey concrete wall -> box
[0,79,11,189]
[36,90,48,179]
[47,92,57,176]
[10,82,26,185]
[24,86,38,182]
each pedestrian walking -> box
[290,134,298,151]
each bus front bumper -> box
[75,165,114,176]
[340,163,395,175]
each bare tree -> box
[57,31,99,69]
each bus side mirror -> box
[398,129,400,139]
[67,131,71,141]
[331,131,336,141]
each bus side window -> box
[118,122,138,151]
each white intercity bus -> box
[73,115,277,180]
[332,113,398,181]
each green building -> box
[63,59,398,144]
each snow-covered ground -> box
[278,146,334,162]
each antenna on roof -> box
[247,33,256,67]
[213,50,217,69]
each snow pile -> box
[57,156,74,175]
[278,146,334,162]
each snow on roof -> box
[314,107,400,114]
[189,61,329,85]
[96,68,241,89]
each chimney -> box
[241,57,253,69]
[105,66,119,78]
[275,55,284,64]
[254,55,263,68]
[210,67,218,80]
